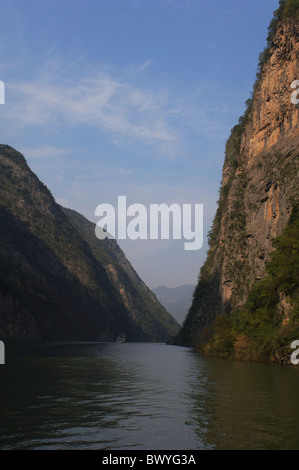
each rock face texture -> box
[178,13,299,348]
[0,145,179,341]
[242,21,299,160]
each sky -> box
[0,0,279,288]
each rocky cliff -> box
[0,145,179,341]
[177,1,299,362]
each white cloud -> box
[5,72,181,157]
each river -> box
[0,341,298,450]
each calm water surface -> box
[0,341,298,450]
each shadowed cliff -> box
[0,145,179,341]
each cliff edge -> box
[177,0,299,363]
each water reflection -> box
[0,342,298,449]
[189,354,299,449]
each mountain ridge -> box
[0,145,179,341]
[63,206,179,340]
[153,284,195,325]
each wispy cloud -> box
[5,71,181,158]
[128,59,153,76]
[2,57,230,162]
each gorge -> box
[0,145,179,342]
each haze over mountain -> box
[153,284,195,326]
[0,145,179,342]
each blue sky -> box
[0,0,278,288]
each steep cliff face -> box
[219,17,299,311]
[0,145,179,341]
[178,4,299,356]
[63,208,180,341]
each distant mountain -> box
[0,145,180,342]
[153,284,195,325]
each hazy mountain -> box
[153,284,195,325]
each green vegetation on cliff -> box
[175,0,299,362]
[202,204,299,362]
[238,0,299,129]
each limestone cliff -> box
[177,2,299,356]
